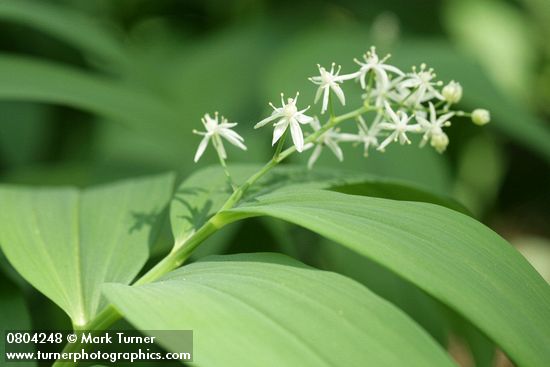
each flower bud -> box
[471,109,491,125]
[430,132,449,153]
[442,81,462,104]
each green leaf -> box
[171,165,256,247]
[0,0,127,67]
[332,181,470,216]
[104,253,455,367]
[0,55,180,137]
[0,173,175,326]
[171,164,467,249]
[221,189,550,367]
[319,239,449,346]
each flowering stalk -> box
[54,45,492,366]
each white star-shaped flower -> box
[355,115,381,156]
[193,112,247,162]
[306,118,345,169]
[309,63,355,114]
[336,114,382,157]
[415,102,454,149]
[377,102,420,151]
[399,63,444,105]
[354,46,404,91]
[254,92,313,152]
[368,75,410,108]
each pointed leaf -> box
[0,173,175,326]
[104,253,455,367]
[221,189,550,367]
[171,164,467,248]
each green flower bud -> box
[442,81,463,104]
[471,109,491,126]
[430,132,449,153]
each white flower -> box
[193,112,247,162]
[368,75,409,108]
[377,102,420,151]
[354,46,403,91]
[340,115,381,156]
[471,108,491,126]
[415,102,453,149]
[309,63,355,114]
[400,63,444,105]
[306,118,345,169]
[442,81,463,104]
[254,92,313,152]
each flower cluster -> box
[193,46,490,169]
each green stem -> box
[327,93,335,118]
[213,138,237,191]
[273,129,288,159]
[51,306,122,367]
[52,105,370,366]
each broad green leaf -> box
[0,0,127,68]
[0,55,180,138]
[319,239,449,346]
[0,173,174,326]
[171,164,467,249]
[221,189,550,367]
[104,253,455,367]
[171,164,364,247]
[171,165,256,247]
[321,237,496,366]
[332,181,469,216]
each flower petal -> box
[377,133,395,151]
[255,112,281,129]
[314,86,323,104]
[331,84,346,106]
[289,120,304,152]
[194,135,210,162]
[307,145,323,169]
[321,87,330,114]
[326,138,344,161]
[380,64,404,75]
[296,113,313,124]
[213,135,227,159]
[221,130,247,151]
[272,120,288,146]
[384,101,399,124]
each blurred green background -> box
[0,0,549,366]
